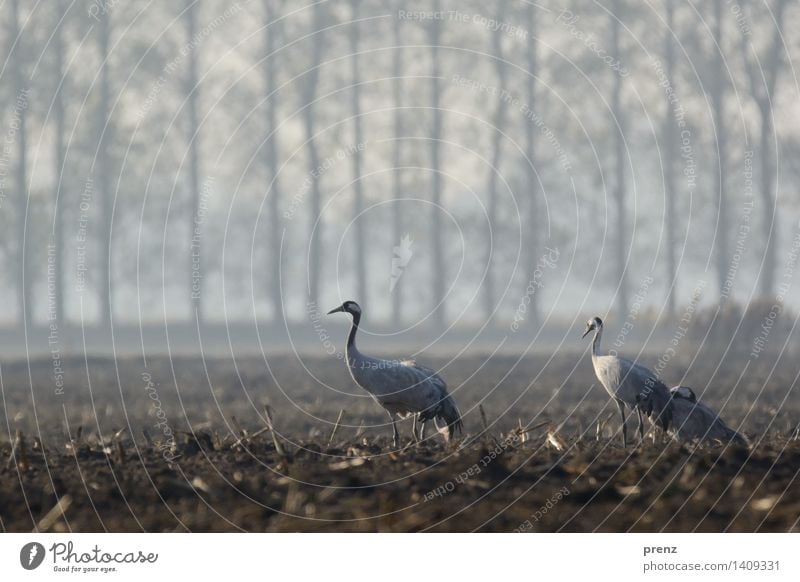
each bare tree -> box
[52,0,68,326]
[428,0,445,327]
[9,0,30,327]
[523,3,540,326]
[263,0,284,320]
[391,8,404,326]
[709,0,730,299]
[349,0,367,309]
[484,2,508,322]
[96,5,113,326]
[305,2,326,308]
[610,0,628,316]
[662,0,678,315]
[185,0,203,321]
[740,0,790,297]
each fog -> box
[0,0,798,356]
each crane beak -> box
[327,305,344,315]
[581,327,591,339]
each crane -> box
[582,316,673,446]
[669,386,748,445]
[327,300,462,448]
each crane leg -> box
[419,420,427,440]
[636,408,645,443]
[617,400,628,448]
[412,414,420,442]
[387,412,400,449]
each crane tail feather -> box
[435,393,462,441]
[639,380,673,433]
[722,426,750,447]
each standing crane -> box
[669,386,748,445]
[582,317,673,446]
[327,300,462,448]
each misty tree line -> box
[0,0,798,329]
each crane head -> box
[670,386,696,402]
[582,316,603,338]
[327,300,362,317]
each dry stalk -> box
[329,409,345,445]
[37,495,73,533]
[7,430,28,471]
[264,405,287,460]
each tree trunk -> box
[391,10,404,327]
[524,4,540,326]
[305,3,324,308]
[264,0,283,320]
[711,0,729,300]
[663,0,677,315]
[429,0,445,328]
[186,0,203,322]
[53,0,67,326]
[610,0,628,316]
[349,0,367,310]
[741,0,789,297]
[97,7,113,326]
[484,3,508,322]
[10,0,30,328]
[759,104,776,297]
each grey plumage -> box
[328,301,462,447]
[583,317,673,446]
[669,386,748,446]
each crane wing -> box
[395,359,445,391]
[614,357,673,430]
[669,396,747,444]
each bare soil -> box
[1,353,798,532]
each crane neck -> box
[591,325,603,359]
[345,312,361,362]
